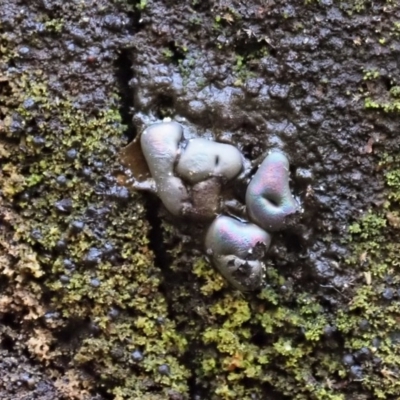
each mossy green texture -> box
[182,151,400,400]
[343,152,400,399]
[365,86,400,113]
[0,59,190,398]
[162,200,399,399]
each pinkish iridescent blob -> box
[139,121,244,220]
[246,151,298,232]
[140,121,191,217]
[205,216,271,291]
[135,122,299,291]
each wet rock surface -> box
[1,0,400,399]
[131,0,400,279]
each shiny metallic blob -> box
[246,151,298,232]
[140,121,192,217]
[205,216,271,291]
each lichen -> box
[0,54,191,400]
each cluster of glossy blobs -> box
[138,121,298,291]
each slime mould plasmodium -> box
[121,120,299,291]
[136,121,244,220]
[205,216,272,292]
[246,151,298,232]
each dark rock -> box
[382,288,394,301]
[56,175,68,186]
[131,350,143,362]
[372,337,381,348]
[70,220,85,233]
[32,136,45,146]
[55,239,67,252]
[23,98,36,109]
[54,198,73,213]
[90,278,101,288]
[359,319,370,331]
[63,259,74,270]
[111,186,129,201]
[60,275,70,284]
[108,307,119,319]
[103,242,115,255]
[66,148,78,160]
[84,248,102,266]
[354,347,371,362]
[158,364,170,376]
[349,365,363,380]
[18,46,30,55]
[44,312,60,320]
[342,354,355,366]
[323,325,337,338]
[30,229,42,241]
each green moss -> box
[363,68,380,81]
[0,38,190,396]
[137,0,147,10]
[182,141,400,399]
[43,18,64,33]
[192,257,225,294]
[348,211,387,239]
[339,148,400,398]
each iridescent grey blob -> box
[176,138,243,184]
[205,216,271,291]
[140,121,191,217]
[139,121,245,220]
[140,121,181,178]
[246,151,298,232]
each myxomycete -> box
[205,215,271,292]
[246,150,299,232]
[123,120,299,291]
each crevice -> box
[154,94,176,119]
[191,0,212,12]
[184,342,208,399]
[0,78,11,101]
[114,5,145,142]
[165,41,186,65]
[115,50,136,142]
[1,334,15,350]
[381,75,394,91]
[93,385,114,400]
[143,194,177,312]
[53,317,91,348]
[119,17,179,354]
[125,8,143,35]
[269,47,278,58]
[0,312,20,330]
[244,379,291,400]
[284,233,303,253]
[234,36,276,64]
[242,143,254,159]
[289,164,297,177]
[145,196,169,271]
